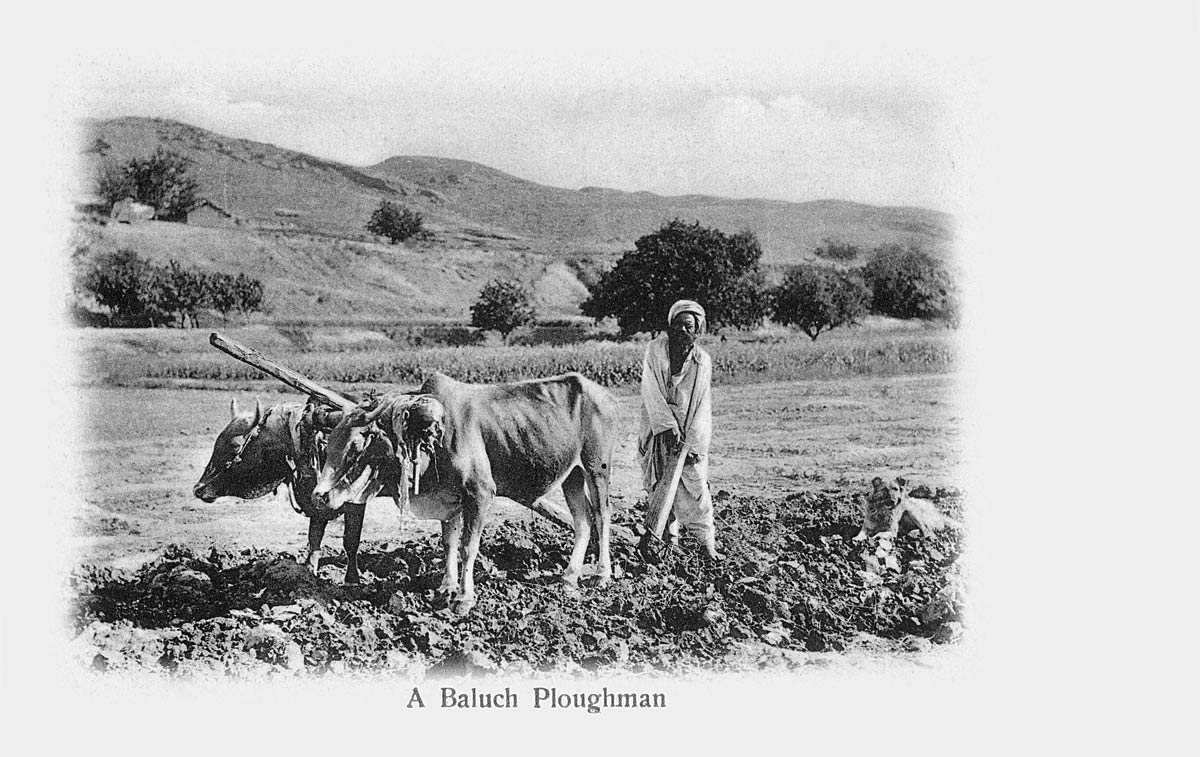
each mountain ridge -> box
[81,116,953,262]
[73,117,954,321]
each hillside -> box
[75,117,955,321]
[77,221,576,320]
[367,156,954,263]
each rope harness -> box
[349,395,445,508]
[225,407,270,471]
[194,405,274,495]
[286,399,330,516]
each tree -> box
[157,260,212,328]
[471,278,536,343]
[95,148,201,221]
[581,219,767,336]
[770,264,870,341]
[85,137,112,156]
[718,268,771,332]
[95,161,133,209]
[862,246,959,324]
[232,273,265,316]
[207,272,240,323]
[73,249,265,328]
[75,249,171,326]
[366,201,424,243]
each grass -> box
[75,324,958,390]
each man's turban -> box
[667,300,706,331]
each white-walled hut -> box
[186,200,236,228]
[110,198,156,224]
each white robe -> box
[638,334,714,539]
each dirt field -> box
[69,373,964,677]
[73,374,960,566]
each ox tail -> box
[584,468,605,537]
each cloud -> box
[73,69,959,210]
[164,83,269,123]
[666,90,949,206]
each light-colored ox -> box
[313,372,620,615]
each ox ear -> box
[871,476,884,490]
[230,398,240,420]
[895,476,907,490]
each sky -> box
[61,5,978,214]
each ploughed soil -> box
[68,489,965,679]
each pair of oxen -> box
[193,372,620,615]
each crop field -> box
[68,345,965,678]
[73,321,956,392]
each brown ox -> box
[193,397,369,577]
[313,373,620,615]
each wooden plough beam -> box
[208,332,638,547]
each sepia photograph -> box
[61,38,967,684]
[7,0,1196,751]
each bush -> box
[74,250,265,327]
[813,238,860,261]
[771,264,870,341]
[470,278,537,343]
[581,219,767,336]
[862,246,959,325]
[366,201,424,243]
[96,148,200,222]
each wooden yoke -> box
[210,332,636,545]
[209,332,357,411]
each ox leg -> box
[453,483,494,616]
[585,464,614,587]
[560,468,593,591]
[439,515,463,595]
[304,517,328,575]
[343,502,366,585]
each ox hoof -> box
[343,571,361,586]
[452,595,476,616]
[595,575,613,589]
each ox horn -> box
[315,408,344,429]
[363,400,390,424]
[230,398,240,419]
[252,398,262,426]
